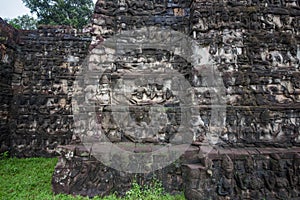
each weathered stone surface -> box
[52,145,300,199]
[1,0,299,156]
[76,0,300,151]
[0,22,91,156]
[0,19,17,153]
[183,147,300,200]
[52,145,185,197]
[2,0,300,199]
[56,0,300,198]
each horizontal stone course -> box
[0,21,91,156]
[52,144,300,199]
[1,0,300,199]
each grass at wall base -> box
[0,155,185,200]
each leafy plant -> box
[5,14,37,30]
[0,151,9,159]
[125,178,183,200]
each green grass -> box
[0,157,185,200]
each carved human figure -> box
[217,155,236,197]
[275,164,290,199]
[235,158,252,191]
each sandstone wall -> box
[52,144,300,199]
[0,19,18,153]
[1,0,299,158]
[53,0,300,199]
[76,0,300,149]
[11,27,91,157]
[1,0,300,199]
[191,0,300,146]
[0,20,91,156]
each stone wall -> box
[183,146,300,200]
[52,144,198,197]
[190,0,300,146]
[53,0,300,199]
[10,26,91,157]
[72,0,300,149]
[1,0,299,158]
[0,20,91,156]
[0,19,18,153]
[1,0,300,199]
[52,144,300,199]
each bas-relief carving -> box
[55,1,300,199]
[0,24,91,156]
[73,0,300,148]
[1,0,300,199]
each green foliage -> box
[5,14,37,30]
[125,179,184,200]
[0,157,58,199]
[22,0,94,29]
[0,151,9,159]
[0,157,186,200]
